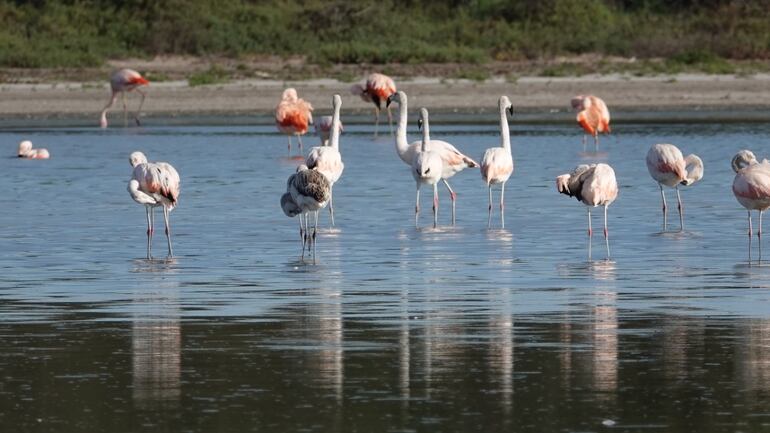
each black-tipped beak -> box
[386,94,394,108]
[507,106,514,117]
[417,118,423,131]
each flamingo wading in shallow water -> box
[481,96,515,228]
[731,150,770,262]
[646,143,704,231]
[315,115,343,147]
[572,95,610,151]
[128,152,180,259]
[413,108,443,228]
[275,88,314,157]
[351,73,397,138]
[306,94,345,227]
[557,163,618,260]
[17,140,50,159]
[386,91,479,225]
[100,69,149,128]
[281,164,331,262]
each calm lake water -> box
[2,114,770,432]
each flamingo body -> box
[100,69,150,128]
[283,164,331,261]
[17,140,50,159]
[352,73,397,137]
[306,95,344,226]
[275,88,313,156]
[315,115,343,146]
[646,143,703,231]
[413,108,443,227]
[732,150,770,262]
[480,96,515,227]
[573,95,610,149]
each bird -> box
[306,94,345,227]
[556,163,618,260]
[731,150,770,262]
[275,88,313,157]
[100,69,150,128]
[127,151,181,259]
[351,73,397,138]
[315,115,343,147]
[572,95,610,151]
[413,108,443,228]
[386,91,479,225]
[282,164,331,261]
[17,140,50,159]
[645,143,704,231]
[481,96,515,228]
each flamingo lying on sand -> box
[646,143,704,231]
[100,69,149,128]
[481,96,514,228]
[351,73,396,138]
[732,150,770,262]
[17,140,50,159]
[306,95,344,227]
[275,88,313,157]
[571,95,610,150]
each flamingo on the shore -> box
[128,151,180,259]
[282,164,331,261]
[17,140,50,159]
[481,96,514,228]
[351,73,396,138]
[306,94,344,226]
[732,150,770,262]
[275,88,313,157]
[572,95,610,150]
[315,115,343,146]
[413,108,443,228]
[100,69,149,128]
[646,143,704,231]
[386,91,479,225]
[556,163,618,260]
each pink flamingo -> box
[17,140,50,159]
[481,96,514,228]
[646,143,704,231]
[128,151,181,259]
[275,88,313,157]
[314,115,343,147]
[572,95,610,150]
[732,150,770,262]
[556,163,618,259]
[306,95,344,226]
[351,73,397,137]
[100,69,150,128]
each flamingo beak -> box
[507,106,514,117]
[417,118,423,131]
[386,94,394,108]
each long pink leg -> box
[134,88,147,126]
[145,207,153,259]
[432,183,439,228]
[442,179,456,225]
[659,184,667,231]
[487,185,493,228]
[373,107,380,138]
[297,134,304,156]
[759,210,764,263]
[500,181,506,229]
[587,208,593,261]
[676,186,684,232]
[604,204,610,258]
[748,210,753,263]
[415,186,420,228]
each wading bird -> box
[556,163,618,260]
[128,152,180,259]
[571,95,610,151]
[306,95,344,227]
[275,88,313,157]
[646,143,704,231]
[412,108,443,228]
[315,115,343,146]
[351,73,397,138]
[100,69,149,128]
[732,150,770,262]
[387,91,478,224]
[17,140,50,159]
[283,164,331,261]
[481,96,515,228]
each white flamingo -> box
[413,108,443,228]
[306,95,344,226]
[128,151,180,259]
[282,164,331,261]
[481,96,514,228]
[732,150,770,262]
[646,143,704,231]
[315,115,343,146]
[17,140,50,159]
[100,69,149,128]
[386,91,479,224]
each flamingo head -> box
[732,150,757,173]
[281,88,298,102]
[499,95,514,118]
[386,91,405,108]
[129,151,148,167]
[17,140,32,157]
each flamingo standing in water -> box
[306,94,345,227]
[128,151,180,259]
[481,96,515,228]
[386,91,479,225]
[646,143,704,231]
[556,163,618,259]
[100,69,149,128]
[731,150,770,262]
[413,108,443,228]
[282,164,331,261]
[351,73,396,138]
[275,88,314,157]
[17,140,50,159]
[315,115,343,147]
[572,95,610,150]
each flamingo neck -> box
[330,101,341,151]
[395,98,409,159]
[499,105,511,152]
[421,120,430,152]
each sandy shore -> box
[1,73,770,123]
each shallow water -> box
[2,117,770,432]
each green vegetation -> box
[0,0,768,74]
[188,65,229,86]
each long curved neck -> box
[395,98,409,158]
[330,102,341,151]
[499,105,511,152]
[421,120,430,152]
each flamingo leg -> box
[297,134,304,156]
[442,179,457,225]
[759,210,764,263]
[432,183,439,228]
[587,207,593,261]
[145,206,152,259]
[415,186,421,228]
[162,206,173,258]
[134,88,146,126]
[748,210,753,264]
[676,186,684,232]
[313,211,319,263]
[594,133,599,152]
[287,136,292,157]
[373,106,380,138]
[149,207,155,259]
[298,213,305,258]
[100,91,119,128]
[659,184,668,231]
[487,184,493,228]
[500,181,506,229]
[328,185,335,228]
[121,91,128,127]
[604,204,610,259]
[582,134,587,152]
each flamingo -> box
[386,91,479,225]
[128,151,181,259]
[481,96,515,228]
[351,73,396,138]
[413,108,443,228]
[282,164,331,261]
[17,140,50,159]
[100,69,150,128]
[572,95,610,150]
[731,150,770,262]
[646,143,704,231]
[315,115,343,146]
[275,88,313,157]
[556,163,618,259]
[306,94,345,227]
